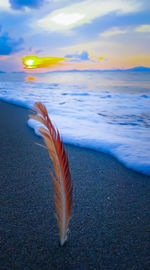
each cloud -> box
[100,27,127,37]
[65,51,89,61]
[0,0,10,10]
[38,0,142,32]
[65,51,105,63]
[135,24,150,32]
[0,32,23,55]
[9,0,45,10]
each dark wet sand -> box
[0,100,150,270]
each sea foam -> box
[0,72,150,176]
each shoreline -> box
[1,98,149,177]
[1,100,150,270]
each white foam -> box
[0,72,150,176]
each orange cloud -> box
[22,56,67,69]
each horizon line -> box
[1,66,150,73]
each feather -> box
[29,102,73,246]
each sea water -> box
[0,71,150,176]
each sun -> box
[22,56,42,69]
[25,59,35,66]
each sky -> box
[0,0,150,72]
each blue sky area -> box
[0,0,150,72]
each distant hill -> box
[46,66,150,73]
[126,66,150,72]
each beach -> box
[1,100,150,270]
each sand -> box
[0,100,150,270]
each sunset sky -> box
[0,0,150,72]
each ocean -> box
[0,71,150,176]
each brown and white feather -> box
[29,102,73,246]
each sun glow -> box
[22,56,67,69]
